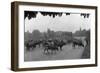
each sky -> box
[24,12,91,33]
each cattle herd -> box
[25,38,88,55]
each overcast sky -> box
[25,12,90,33]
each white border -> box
[18,5,96,68]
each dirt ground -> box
[24,43,89,61]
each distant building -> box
[62,32,72,36]
[61,32,72,40]
[74,29,87,37]
[73,29,90,40]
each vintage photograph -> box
[24,11,90,62]
[11,2,97,71]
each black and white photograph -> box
[11,2,97,71]
[24,11,90,61]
